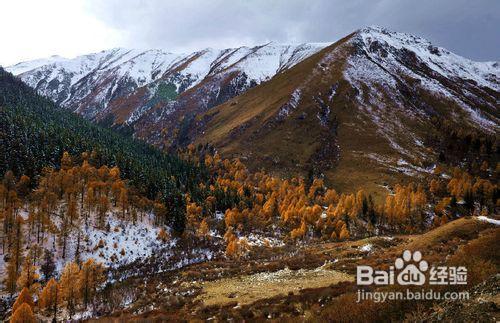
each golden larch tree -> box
[78,259,105,309]
[12,287,34,314]
[197,218,210,238]
[4,217,24,296]
[59,262,80,318]
[10,302,36,323]
[157,228,170,242]
[16,250,40,294]
[39,277,59,320]
[338,224,350,241]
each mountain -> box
[179,26,498,198]
[6,43,327,127]
[6,27,499,198]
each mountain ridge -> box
[6,26,499,197]
[6,42,329,123]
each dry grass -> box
[88,217,499,322]
[190,32,437,199]
[403,217,489,251]
[193,267,353,306]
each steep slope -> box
[180,27,499,198]
[6,43,328,127]
[0,67,214,232]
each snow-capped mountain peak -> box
[6,42,328,122]
[353,26,499,89]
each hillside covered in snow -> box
[6,42,328,124]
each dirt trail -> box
[195,266,353,306]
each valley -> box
[0,24,498,322]
[87,217,499,322]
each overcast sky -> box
[1,0,498,66]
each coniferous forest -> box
[0,67,243,234]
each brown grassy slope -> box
[188,31,498,200]
[189,35,410,199]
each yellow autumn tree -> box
[429,179,442,196]
[118,187,129,219]
[109,166,120,180]
[97,196,109,228]
[78,259,105,309]
[224,208,241,228]
[197,218,210,238]
[10,302,35,323]
[338,224,350,241]
[60,151,73,171]
[16,250,40,294]
[225,239,239,258]
[224,227,239,258]
[291,220,307,240]
[435,197,451,216]
[186,202,203,228]
[12,287,34,314]
[323,188,339,206]
[59,262,80,318]
[157,228,170,242]
[39,278,59,319]
[4,217,24,296]
[262,196,276,219]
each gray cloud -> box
[86,0,499,61]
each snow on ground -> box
[395,159,433,176]
[359,244,373,252]
[6,55,69,75]
[358,26,499,90]
[277,89,302,119]
[227,42,328,82]
[363,153,432,177]
[78,216,170,269]
[0,205,180,279]
[40,213,173,274]
[166,248,216,271]
[3,207,229,287]
[476,216,500,226]
[215,210,225,221]
[341,25,499,153]
[242,233,285,248]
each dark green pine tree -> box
[40,249,56,282]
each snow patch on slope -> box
[79,217,168,269]
[7,55,69,75]
[277,89,302,119]
[476,216,500,225]
[339,26,499,160]
[352,27,499,131]
[359,26,499,90]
